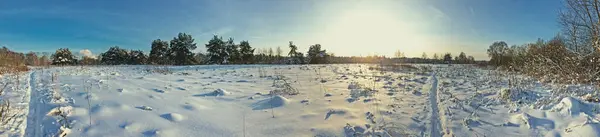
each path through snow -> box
[24,71,43,137]
[428,73,442,137]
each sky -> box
[0,0,563,59]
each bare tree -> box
[394,50,405,58]
[276,46,282,57]
[559,0,600,54]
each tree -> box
[287,41,304,64]
[458,52,468,64]
[239,41,254,64]
[25,52,38,66]
[559,0,600,53]
[51,48,76,65]
[129,50,147,65]
[276,46,283,58]
[39,55,51,66]
[443,53,452,64]
[148,39,170,65]
[487,41,510,66]
[421,52,428,59]
[194,52,206,64]
[100,46,129,65]
[267,48,274,63]
[394,50,405,58]
[307,44,328,64]
[225,38,240,64]
[169,33,197,65]
[206,35,226,64]
[80,56,98,65]
[467,56,475,63]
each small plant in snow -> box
[348,82,375,99]
[0,100,17,126]
[47,106,73,137]
[47,106,73,128]
[270,75,299,96]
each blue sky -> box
[0,0,563,59]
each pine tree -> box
[225,38,240,64]
[239,41,254,64]
[100,46,129,65]
[51,48,76,65]
[169,33,197,65]
[443,53,453,64]
[149,39,170,65]
[458,52,468,64]
[206,35,226,64]
[307,44,327,64]
[129,50,147,65]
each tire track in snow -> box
[428,73,442,137]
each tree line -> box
[3,34,480,69]
[49,33,334,65]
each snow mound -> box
[111,72,120,76]
[214,89,230,95]
[252,95,290,110]
[552,97,582,116]
[47,106,73,117]
[160,113,185,122]
[195,89,231,97]
[508,113,534,128]
[562,114,600,136]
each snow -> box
[0,64,599,136]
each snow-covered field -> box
[0,64,599,137]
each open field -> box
[0,64,597,137]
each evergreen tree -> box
[100,46,129,65]
[148,39,170,65]
[169,33,197,65]
[206,35,226,64]
[225,38,240,64]
[239,41,254,64]
[129,50,147,65]
[307,44,328,64]
[51,48,76,65]
[443,53,453,64]
[287,41,304,64]
[458,52,468,64]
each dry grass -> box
[0,82,16,126]
[144,66,173,75]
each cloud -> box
[79,49,96,59]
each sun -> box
[322,7,426,57]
